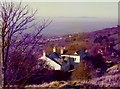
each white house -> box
[40,50,61,70]
[39,47,82,71]
[59,46,81,63]
[61,54,80,63]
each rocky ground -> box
[90,64,120,88]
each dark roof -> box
[77,50,91,59]
[47,52,63,65]
[48,52,60,59]
[77,50,85,55]
[62,50,79,56]
[52,58,62,66]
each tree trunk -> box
[0,46,2,89]
[1,28,6,89]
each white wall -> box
[61,55,80,63]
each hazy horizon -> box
[22,2,118,36]
[40,17,117,36]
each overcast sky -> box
[21,1,118,35]
[7,0,120,2]
[9,0,116,35]
[22,2,118,19]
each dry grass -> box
[25,64,120,89]
[90,63,120,87]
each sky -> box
[23,2,118,19]
[12,0,118,35]
[6,0,120,2]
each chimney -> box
[43,50,46,56]
[53,46,56,52]
[60,47,65,54]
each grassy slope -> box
[25,64,120,88]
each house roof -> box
[62,50,79,56]
[41,55,62,66]
[47,52,63,65]
[52,58,62,66]
[48,52,60,59]
[77,50,85,55]
[77,50,91,59]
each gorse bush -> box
[71,61,92,81]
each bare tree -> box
[0,1,51,88]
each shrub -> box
[27,69,71,85]
[52,70,71,81]
[71,61,92,81]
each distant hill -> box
[89,25,119,50]
[90,25,119,38]
[44,25,119,47]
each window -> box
[74,58,76,61]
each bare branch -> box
[0,1,51,88]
